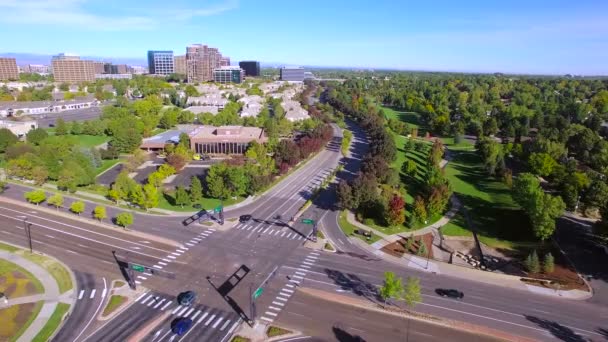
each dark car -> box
[177,291,197,306]
[239,215,252,223]
[435,288,464,299]
[171,317,193,336]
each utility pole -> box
[17,216,32,253]
[250,266,278,324]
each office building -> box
[174,55,187,75]
[213,66,244,84]
[26,64,50,74]
[280,66,305,82]
[0,58,19,81]
[129,66,147,74]
[52,53,80,61]
[0,120,37,137]
[239,61,260,77]
[94,61,106,74]
[186,44,228,83]
[147,50,174,75]
[220,57,231,67]
[190,125,267,154]
[51,55,95,83]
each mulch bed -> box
[521,246,587,291]
[381,233,434,259]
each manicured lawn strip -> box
[71,134,110,148]
[266,326,291,337]
[8,301,43,342]
[443,149,534,251]
[0,259,44,295]
[32,302,70,342]
[15,252,73,294]
[157,192,244,212]
[102,295,127,316]
[381,106,422,131]
[338,211,381,244]
[96,159,121,176]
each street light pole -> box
[20,217,32,254]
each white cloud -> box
[0,0,238,31]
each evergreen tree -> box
[190,176,203,204]
[543,252,555,274]
[525,250,541,273]
[175,186,191,208]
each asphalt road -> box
[36,106,103,128]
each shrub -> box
[525,250,540,273]
[543,252,555,274]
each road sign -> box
[253,287,263,299]
[214,205,223,214]
[130,264,145,272]
[301,219,314,225]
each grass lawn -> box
[102,295,127,316]
[266,326,292,338]
[46,130,110,148]
[158,191,245,212]
[381,106,424,134]
[0,243,73,294]
[0,259,44,297]
[32,302,70,342]
[338,210,381,244]
[96,159,120,176]
[443,149,535,251]
[0,301,43,342]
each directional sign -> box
[301,219,314,225]
[253,287,264,299]
[130,264,145,272]
[214,205,223,214]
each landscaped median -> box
[0,242,74,342]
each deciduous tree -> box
[189,176,202,203]
[116,212,133,229]
[47,193,64,210]
[24,190,46,205]
[93,205,107,222]
[70,201,85,215]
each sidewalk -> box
[0,250,71,342]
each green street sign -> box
[301,219,314,225]
[130,264,145,272]
[253,287,263,299]
[214,205,223,214]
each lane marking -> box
[205,314,216,326]
[153,265,162,269]
[292,275,304,280]
[167,255,176,259]
[197,312,209,324]
[295,272,306,276]
[186,243,195,247]
[158,262,167,266]
[276,297,288,302]
[90,289,96,299]
[191,310,202,320]
[101,289,107,298]
[272,301,285,306]
[261,316,273,322]
[220,319,231,331]
[212,317,224,329]
[280,292,292,297]
[183,308,195,317]
[286,233,293,239]
[153,299,166,309]
[281,232,286,237]
[135,293,147,302]
[78,290,84,300]
[171,252,181,256]
[161,301,172,311]
[269,306,281,311]
[263,228,269,234]
[283,288,294,293]
[285,284,295,288]
[171,305,183,314]
[265,311,277,317]
[274,230,280,235]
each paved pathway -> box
[0,250,70,342]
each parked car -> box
[435,288,464,299]
[177,291,197,306]
[239,215,252,223]
[171,317,193,335]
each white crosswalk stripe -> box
[274,230,280,235]
[186,243,195,247]
[90,289,96,299]
[283,288,294,293]
[78,290,84,300]
[183,308,195,317]
[197,311,209,324]
[261,316,273,322]
[205,314,216,326]
[263,228,269,234]
[177,306,189,316]
[153,298,166,309]
[269,306,281,311]
[286,233,293,239]
[212,317,224,328]
[220,320,231,331]
[191,310,202,320]
[141,295,153,305]
[265,311,277,317]
[160,301,172,311]
[272,301,285,306]
[171,305,183,314]
[134,293,147,302]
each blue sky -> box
[0,0,607,74]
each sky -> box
[0,0,607,75]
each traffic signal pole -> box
[250,266,278,325]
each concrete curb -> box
[0,197,183,248]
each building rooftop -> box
[190,125,266,143]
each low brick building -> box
[189,125,266,154]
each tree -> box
[379,271,404,305]
[386,194,406,226]
[110,126,142,153]
[129,184,145,208]
[70,201,85,215]
[175,186,191,208]
[166,153,188,171]
[116,212,134,229]
[337,180,355,209]
[529,153,557,177]
[416,240,427,256]
[543,252,555,274]
[401,159,417,176]
[57,167,78,193]
[142,183,159,211]
[525,250,540,273]
[55,118,68,136]
[31,166,48,186]
[107,189,120,204]
[0,128,18,153]
[26,128,48,145]
[47,193,64,210]
[513,173,565,240]
[159,109,179,128]
[402,277,422,309]
[93,205,107,222]
[190,176,203,203]
[70,120,82,135]
[206,163,249,199]
[412,196,428,225]
[24,190,46,205]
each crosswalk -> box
[129,292,240,342]
[234,223,309,241]
[259,251,320,323]
[77,288,107,300]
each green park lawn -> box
[381,106,423,133]
[46,130,110,148]
[443,149,535,251]
[158,191,245,212]
[32,303,70,342]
